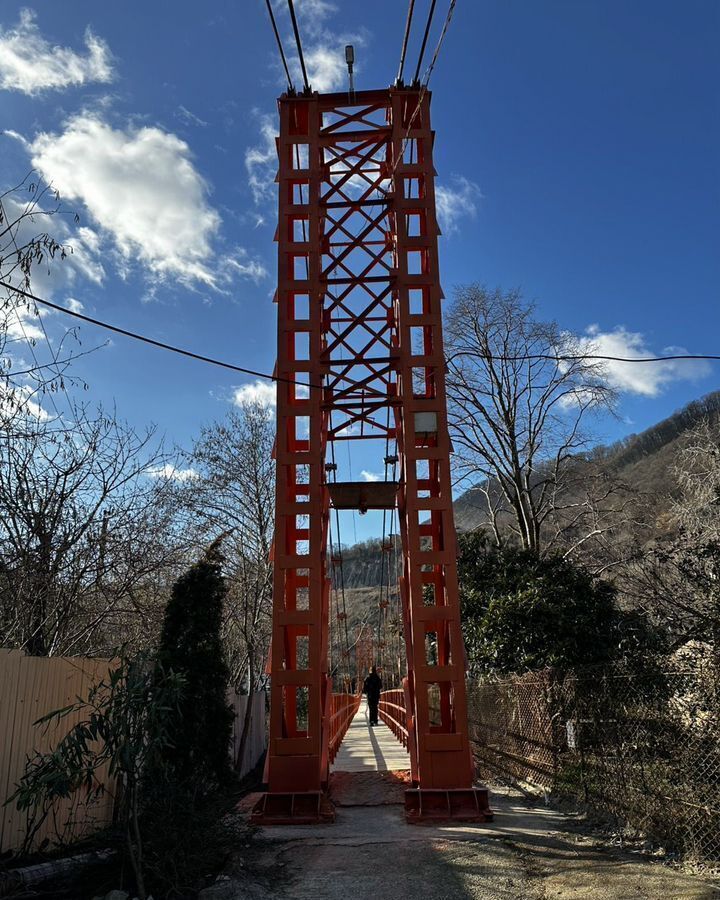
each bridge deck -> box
[332,698,410,773]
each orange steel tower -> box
[252,86,492,825]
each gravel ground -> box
[200,783,720,900]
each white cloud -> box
[0,192,105,297]
[233,380,277,408]
[245,114,276,206]
[281,1,353,89]
[176,105,208,128]
[580,325,712,397]
[248,2,366,207]
[221,249,268,283]
[65,297,84,313]
[303,44,349,93]
[296,0,337,22]
[0,381,52,421]
[360,469,381,482]
[0,9,114,95]
[146,463,198,482]
[5,303,44,342]
[28,113,266,289]
[435,175,483,235]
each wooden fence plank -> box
[1,654,269,854]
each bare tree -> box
[623,419,720,648]
[1,173,93,420]
[672,419,720,541]
[173,400,275,770]
[0,405,183,656]
[444,285,617,554]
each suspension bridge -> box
[250,0,493,827]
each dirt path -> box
[201,783,720,900]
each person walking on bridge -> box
[363,665,382,726]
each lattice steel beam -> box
[253,88,491,825]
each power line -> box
[0,280,296,386]
[413,0,438,84]
[287,0,310,92]
[2,281,718,387]
[446,349,720,364]
[264,0,295,92]
[396,0,416,85]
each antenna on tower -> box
[345,44,355,101]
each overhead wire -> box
[264,0,295,92]
[0,197,71,423]
[0,280,303,387]
[287,0,311,92]
[2,281,719,386]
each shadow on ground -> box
[200,780,720,900]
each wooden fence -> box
[0,650,268,854]
[0,650,115,854]
[229,690,267,779]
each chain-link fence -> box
[467,657,720,863]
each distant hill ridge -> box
[339,390,720,588]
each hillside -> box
[340,389,720,593]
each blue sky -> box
[1,0,718,539]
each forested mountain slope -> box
[341,390,720,590]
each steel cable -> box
[264,0,295,91]
[412,0,438,84]
[396,0,417,84]
[287,0,311,92]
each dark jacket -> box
[363,672,382,702]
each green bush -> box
[155,540,234,787]
[458,532,659,674]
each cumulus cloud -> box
[0,9,114,95]
[233,380,277,408]
[360,470,381,482]
[435,175,483,235]
[146,464,198,482]
[580,325,712,397]
[27,113,266,289]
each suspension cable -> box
[287,0,311,92]
[264,0,295,92]
[421,0,457,85]
[384,0,457,190]
[396,0,416,84]
[328,413,352,669]
[412,0,438,84]
[328,495,349,684]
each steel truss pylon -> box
[252,87,492,825]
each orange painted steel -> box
[378,688,409,748]
[328,692,361,763]
[254,87,492,825]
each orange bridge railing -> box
[328,692,361,763]
[378,688,409,749]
